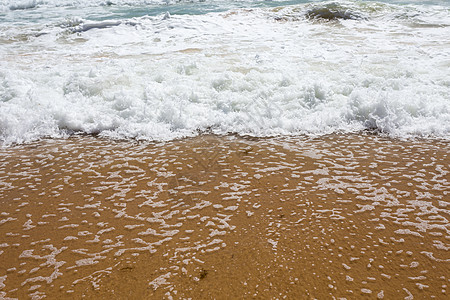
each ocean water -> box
[0,0,449,144]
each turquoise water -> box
[1,0,449,23]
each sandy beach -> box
[0,134,448,299]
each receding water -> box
[0,134,448,298]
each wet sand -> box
[0,134,448,299]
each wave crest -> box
[305,3,363,21]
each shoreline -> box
[3,128,450,149]
[0,134,448,299]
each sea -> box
[0,0,449,145]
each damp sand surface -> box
[0,134,448,299]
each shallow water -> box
[0,134,448,298]
[1,0,449,144]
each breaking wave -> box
[1,0,449,145]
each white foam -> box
[1,1,449,144]
[7,0,38,11]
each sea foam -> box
[0,1,449,144]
